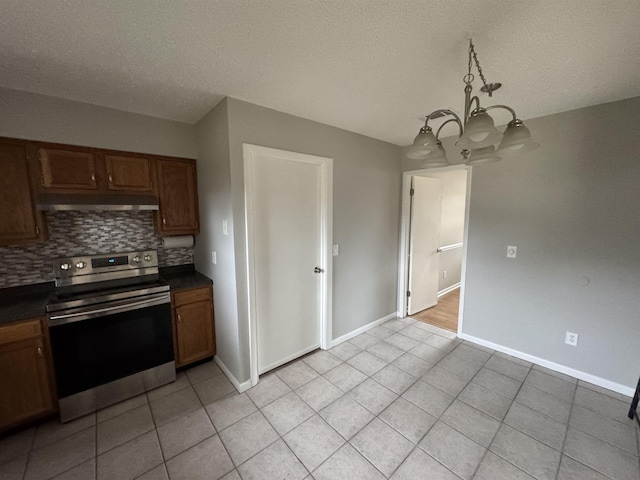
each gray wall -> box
[462,97,640,388]
[193,99,246,381]
[194,97,401,383]
[0,87,197,158]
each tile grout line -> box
[19,427,36,480]
[12,317,636,480]
[471,361,536,480]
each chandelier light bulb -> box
[421,141,450,168]
[465,145,501,165]
[412,126,438,154]
[456,110,502,150]
[497,120,539,154]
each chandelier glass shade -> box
[408,39,538,168]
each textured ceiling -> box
[1,1,639,146]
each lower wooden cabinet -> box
[172,285,215,368]
[0,318,56,431]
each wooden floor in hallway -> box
[411,288,459,332]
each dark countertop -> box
[160,264,213,291]
[0,282,54,326]
[0,264,212,326]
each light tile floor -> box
[1,316,638,480]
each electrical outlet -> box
[211,251,217,265]
[443,270,447,279]
[507,246,517,258]
[332,244,339,256]
[565,331,578,346]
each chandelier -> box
[407,39,539,167]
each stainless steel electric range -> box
[46,250,175,422]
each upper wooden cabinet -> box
[155,159,200,235]
[105,154,154,192]
[1,136,200,238]
[0,140,47,246]
[35,146,157,195]
[0,318,56,432]
[38,147,98,191]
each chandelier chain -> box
[468,40,490,92]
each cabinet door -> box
[156,159,200,235]
[0,336,54,430]
[105,155,154,192]
[0,142,47,245]
[175,297,215,367]
[39,147,98,190]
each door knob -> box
[314,267,324,273]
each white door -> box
[407,176,442,315]
[245,148,326,374]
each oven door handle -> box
[48,293,170,327]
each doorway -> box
[243,145,333,385]
[397,166,471,335]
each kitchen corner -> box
[0,137,218,434]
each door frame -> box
[243,144,333,387]
[396,165,472,337]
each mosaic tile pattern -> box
[0,211,193,288]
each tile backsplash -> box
[0,211,193,288]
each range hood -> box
[36,194,159,211]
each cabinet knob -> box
[90,173,96,183]
[177,314,182,323]
[108,174,113,183]
[37,346,43,357]
[162,217,166,225]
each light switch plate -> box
[507,246,517,258]
[332,244,339,256]
[222,220,228,236]
[211,251,217,264]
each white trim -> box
[459,333,635,397]
[457,168,473,337]
[438,282,461,297]
[243,144,333,388]
[397,165,472,324]
[330,312,397,347]
[214,355,252,393]
[258,343,320,375]
[396,174,412,316]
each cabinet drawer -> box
[173,286,212,307]
[0,319,42,346]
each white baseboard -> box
[259,344,320,375]
[214,355,252,393]
[438,283,461,297]
[331,312,397,348]
[459,333,635,397]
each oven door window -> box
[49,303,173,398]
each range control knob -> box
[143,254,152,262]
[75,261,86,269]
[132,256,141,263]
[60,263,71,271]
